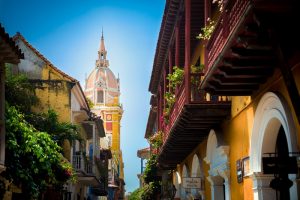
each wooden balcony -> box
[201,0,300,95]
[157,74,231,169]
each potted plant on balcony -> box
[196,18,216,41]
[163,91,175,124]
[191,64,204,73]
[163,66,184,124]
[149,131,163,150]
[167,66,184,89]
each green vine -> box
[191,64,204,73]
[4,104,76,199]
[25,109,81,146]
[167,66,184,89]
[196,18,216,40]
[163,66,184,123]
[5,66,39,113]
[141,154,161,200]
[128,155,162,200]
[164,92,175,108]
[4,66,76,198]
[148,131,163,149]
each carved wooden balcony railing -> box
[157,72,231,169]
[202,0,297,95]
[206,0,252,72]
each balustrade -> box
[160,72,230,143]
[72,155,94,175]
[206,0,252,71]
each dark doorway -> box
[275,126,291,200]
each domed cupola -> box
[84,31,120,105]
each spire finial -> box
[96,27,109,68]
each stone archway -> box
[181,164,191,199]
[250,92,299,200]
[204,129,230,200]
[191,154,205,199]
[174,171,182,200]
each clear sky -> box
[0,0,165,193]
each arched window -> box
[97,90,104,103]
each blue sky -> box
[0,0,164,193]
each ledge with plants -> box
[196,18,216,41]
[163,66,184,124]
[148,131,163,151]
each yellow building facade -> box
[84,32,125,199]
[14,33,106,200]
[146,0,300,199]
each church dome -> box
[84,33,120,105]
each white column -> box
[251,172,276,200]
[289,174,299,200]
[207,176,225,200]
[219,169,230,200]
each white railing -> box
[73,155,93,175]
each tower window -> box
[97,90,104,103]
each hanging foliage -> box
[26,109,81,146]
[148,131,163,150]
[4,104,76,199]
[196,18,216,40]
[5,66,39,113]
[167,66,184,90]
[140,154,161,200]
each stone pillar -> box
[207,176,225,200]
[289,174,299,200]
[251,173,276,200]
[219,169,230,200]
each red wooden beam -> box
[175,23,180,67]
[185,0,191,103]
[168,50,173,92]
[163,67,166,108]
[157,88,161,130]
[204,0,211,25]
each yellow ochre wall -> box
[176,62,300,199]
[31,64,73,160]
[101,96,124,180]
[32,65,72,122]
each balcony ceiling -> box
[77,176,101,187]
[157,103,230,169]
[149,0,204,94]
[201,0,300,95]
